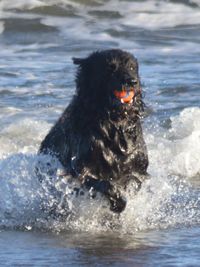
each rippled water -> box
[0,0,200,266]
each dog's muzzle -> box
[113,85,135,104]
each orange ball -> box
[114,89,135,103]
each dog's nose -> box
[128,78,138,85]
[129,79,137,85]
[122,77,138,86]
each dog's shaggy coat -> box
[38,49,149,212]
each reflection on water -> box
[1,227,200,266]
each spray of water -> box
[0,107,199,232]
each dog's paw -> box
[109,195,126,213]
[83,176,127,213]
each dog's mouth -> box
[113,85,135,104]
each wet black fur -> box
[38,49,149,213]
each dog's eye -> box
[130,66,134,71]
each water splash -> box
[0,108,199,232]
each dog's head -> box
[73,49,143,114]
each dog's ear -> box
[72,57,86,66]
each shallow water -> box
[0,0,200,266]
[1,227,200,266]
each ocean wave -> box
[1,0,200,33]
[146,107,200,178]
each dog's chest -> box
[85,120,139,179]
[69,116,147,180]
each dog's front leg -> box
[82,175,126,213]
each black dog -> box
[38,49,148,213]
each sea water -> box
[0,0,200,266]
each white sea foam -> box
[0,0,199,233]
[0,0,200,65]
[117,1,200,29]
[1,0,200,38]
[0,108,199,232]
[147,107,200,178]
[0,0,45,11]
[0,119,50,156]
[38,0,200,45]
